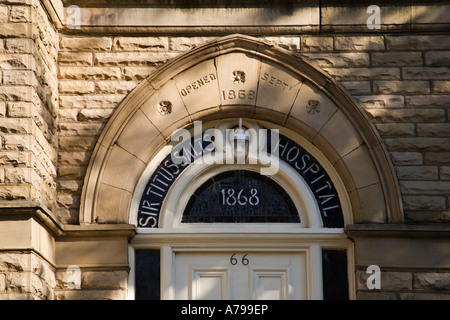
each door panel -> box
[190,268,229,300]
[251,269,289,300]
[174,251,307,300]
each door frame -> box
[128,231,354,300]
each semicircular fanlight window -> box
[182,170,300,223]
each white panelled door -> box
[174,251,308,300]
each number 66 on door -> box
[230,253,249,266]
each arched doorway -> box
[79,34,403,300]
[129,119,354,299]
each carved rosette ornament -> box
[306,100,320,114]
[232,70,246,84]
[158,100,172,115]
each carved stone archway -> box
[80,34,403,226]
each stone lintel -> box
[57,1,450,34]
[55,233,132,269]
[346,224,450,269]
[61,223,136,239]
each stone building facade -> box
[0,0,449,300]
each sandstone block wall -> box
[55,269,128,300]
[0,0,58,211]
[0,0,59,300]
[356,268,450,300]
[0,251,55,299]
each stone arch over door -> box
[79,34,403,226]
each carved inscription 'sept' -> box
[179,73,217,97]
[260,72,294,91]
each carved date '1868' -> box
[222,89,256,100]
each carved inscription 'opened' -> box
[179,73,217,97]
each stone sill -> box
[61,25,450,36]
[61,223,136,239]
[0,201,63,237]
[0,201,136,239]
[346,223,450,239]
